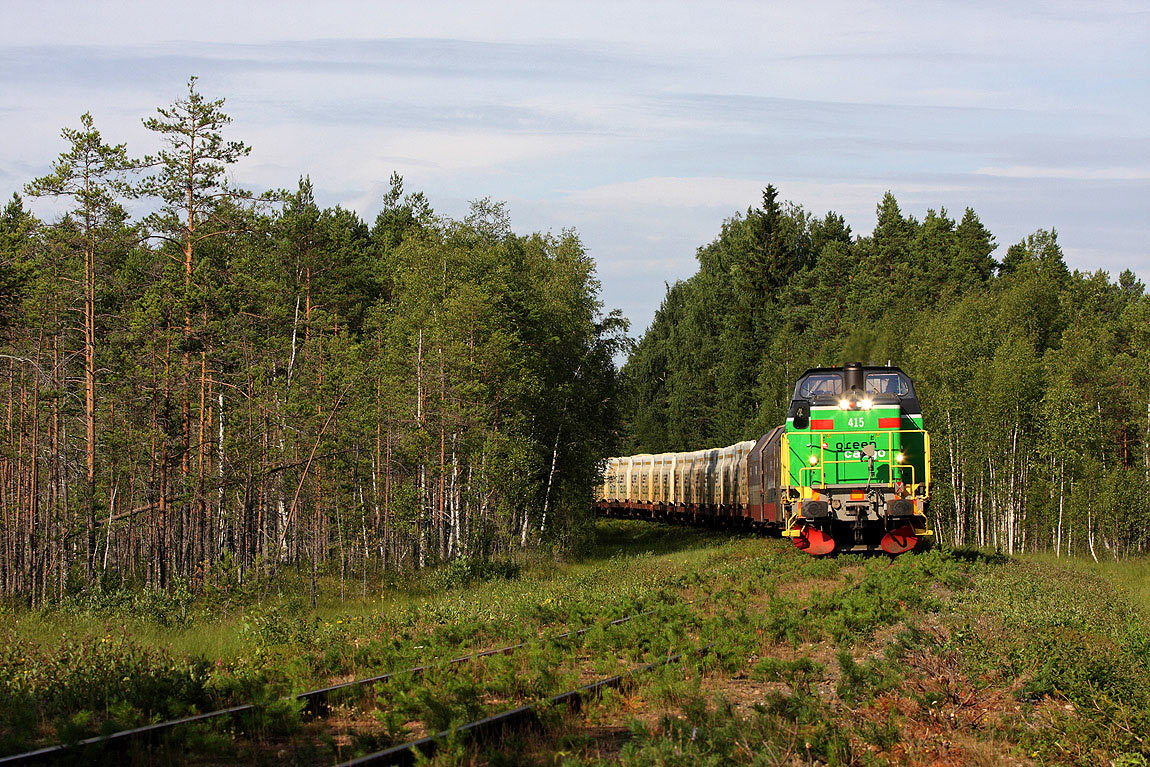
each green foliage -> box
[423,557,521,591]
[0,81,626,604]
[4,520,1145,765]
[0,521,756,755]
[621,186,1150,559]
[0,633,214,754]
[0,195,40,328]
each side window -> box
[799,374,843,398]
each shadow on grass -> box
[576,518,748,563]
[944,546,1010,566]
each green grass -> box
[948,557,1150,765]
[1023,551,1150,612]
[3,524,1148,766]
[562,544,1150,767]
[0,521,769,756]
[1,522,740,660]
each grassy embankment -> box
[1,521,1148,766]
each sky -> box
[2,1,1148,335]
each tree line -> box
[622,186,1149,559]
[0,78,625,605]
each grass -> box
[1023,550,1150,612]
[0,521,764,757]
[1,522,1148,766]
[947,558,1150,765]
[2,522,737,659]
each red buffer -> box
[793,525,835,556]
[880,524,919,555]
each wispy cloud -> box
[0,37,657,88]
[975,165,1150,181]
[1,1,1147,333]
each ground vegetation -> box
[1,521,1145,765]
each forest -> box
[0,79,626,605]
[621,186,1150,560]
[3,78,1147,609]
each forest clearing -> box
[2,15,1149,764]
[1,520,1147,765]
[2,79,1147,609]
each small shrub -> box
[424,558,521,592]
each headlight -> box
[859,398,873,410]
[838,399,851,410]
[896,453,905,463]
[808,454,819,465]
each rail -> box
[337,567,881,765]
[335,643,717,767]
[0,600,690,765]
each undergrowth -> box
[2,523,1147,767]
[948,559,1150,765]
[0,521,763,758]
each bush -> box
[424,557,522,591]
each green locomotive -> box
[781,362,931,554]
[596,362,933,555]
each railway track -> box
[336,571,879,766]
[0,600,692,765]
[337,643,717,767]
[3,549,881,765]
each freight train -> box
[595,363,933,555]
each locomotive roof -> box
[796,364,910,377]
[790,363,920,406]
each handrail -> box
[782,428,930,492]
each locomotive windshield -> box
[793,367,917,403]
[798,374,842,398]
[865,372,911,396]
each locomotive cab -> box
[783,362,932,554]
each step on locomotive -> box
[596,363,933,555]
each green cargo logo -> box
[834,440,887,459]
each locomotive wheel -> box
[881,524,919,554]
[794,525,835,556]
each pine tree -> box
[138,76,252,578]
[25,113,133,577]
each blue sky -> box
[2,1,1147,334]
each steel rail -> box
[299,603,677,712]
[337,642,717,767]
[0,705,255,765]
[337,561,884,765]
[0,600,687,765]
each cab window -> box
[798,374,842,398]
[865,372,910,396]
